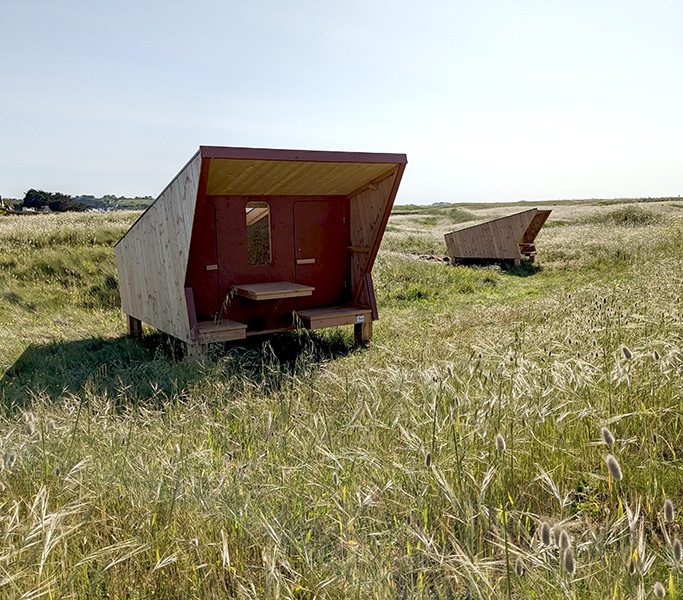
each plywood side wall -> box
[445,210,537,260]
[349,173,397,302]
[115,153,201,341]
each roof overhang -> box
[200,145,407,197]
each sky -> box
[2,0,683,204]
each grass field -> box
[1,199,683,599]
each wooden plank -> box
[296,306,372,330]
[197,319,247,343]
[521,209,552,243]
[347,246,371,253]
[115,152,202,341]
[296,258,316,265]
[232,281,315,301]
[206,159,397,196]
[354,321,373,345]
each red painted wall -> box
[185,195,351,332]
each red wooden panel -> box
[185,200,219,319]
[294,200,350,308]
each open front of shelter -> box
[115,146,407,354]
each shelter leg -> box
[127,315,143,338]
[354,322,373,346]
[513,258,521,267]
[186,342,208,359]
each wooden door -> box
[293,200,349,308]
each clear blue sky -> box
[2,0,682,204]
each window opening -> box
[246,202,271,265]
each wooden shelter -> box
[444,208,551,266]
[115,146,407,354]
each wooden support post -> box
[186,342,208,359]
[127,315,143,338]
[354,322,372,346]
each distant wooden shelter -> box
[115,146,407,354]
[444,208,551,266]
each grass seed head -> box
[48,420,56,431]
[601,426,615,446]
[654,582,665,598]
[605,454,623,481]
[515,556,525,577]
[653,349,661,360]
[673,538,682,563]
[495,433,506,452]
[562,547,575,574]
[26,422,35,436]
[332,471,339,486]
[621,344,633,360]
[425,452,432,467]
[628,555,637,575]
[558,529,571,551]
[664,498,675,523]
[540,521,551,546]
[55,466,61,477]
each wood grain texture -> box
[296,305,372,329]
[206,159,396,196]
[232,281,315,301]
[197,319,247,343]
[115,152,202,341]
[444,209,551,262]
[349,173,398,302]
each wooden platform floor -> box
[197,319,247,343]
[296,305,372,329]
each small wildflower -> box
[558,529,570,551]
[540,521,551,546]
[654,581,665,598]
[673,538,682,563]
[495,433,506,452]
[425,452,432,467]
[562,547,575,574]
[515,556,525,577]
[664,498,675,523]
[605,454,623,481]
[601,426,615,446]
[621,344,633,360]
[332,471,339,486]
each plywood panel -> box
[349,172,399,301]
[115,152,201,341]
[521,209,552,243]
[206,160,396,196]
[444,209,538,261]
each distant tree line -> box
[17,190,154,212]
[22,189,86,212]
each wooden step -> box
[197,319,247,343]
[296,305,372,330]
[232,281,315,301]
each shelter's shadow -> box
[451,258,543,277]
[0,329,356,408]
